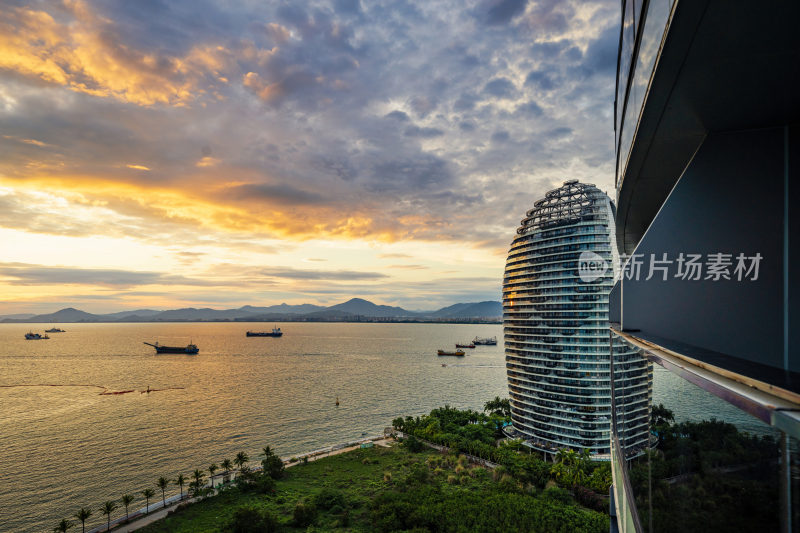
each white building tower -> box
[502,180,651,458]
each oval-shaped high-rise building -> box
[503,180,651,458]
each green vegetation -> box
[175,473,187,500]
[141,488,155,513]
[395,404,612,510]
[631,404,780,532]
[100,500,118,532]
[137,443,607,533]
[158,476,170,508]
[121,494,135,522]
[136,402,610,532]
[73,507,91,533]
[53,518,73,532]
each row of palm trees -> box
[54,451,251,532]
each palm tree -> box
[234,451,249,471]
[175,473,186,500]
[157,477,170,508]
[120,494,134,522]
[483,396,511,417]
[54,518,73,532]
[187,469,206,497]
[141,488,155,514]
[100,501,117,532]
[221,459,232,483]
[73,508,92,533]
[208,464,218,489]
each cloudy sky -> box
[0,0,619,314]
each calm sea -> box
[0,322,772,532]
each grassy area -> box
[138,442,608,533]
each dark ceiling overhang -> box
[616,0,800,255]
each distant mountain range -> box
[0,298,502,323]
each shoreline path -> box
[92,436,394,533]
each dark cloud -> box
[515,101,544,116]
[385,110,410,121]
[519,0,571,35]
[525,70,556,91]
[334,0,362,15]
[574,23,618,78]
[454,93,479,111]
[404,125,445,138]
[548,126,573,139]
[317,155,360,181]
[492,130,510,143]
[481,0,529,26]
[483,77,517,99]
[370,155,452,192]
[0,263,212,288]
[224,183,327,205]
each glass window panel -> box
[609,334,796,532]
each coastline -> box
[86,434,391,533]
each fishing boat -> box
[25,332,49,340]
[143,341,199,354]
[246,327,283,337]
[437,349,465,356]
[472,336,498,345]
[45,327,65,333]
[455,343,475,349]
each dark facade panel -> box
[615,0,800,256]
[791,127,800,375]
[615,126,797,387]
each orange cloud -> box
[0,2,234,106]
[242,71,283,102]
[0,170,460,246]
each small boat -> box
[455,343,475,349]
[473,336,498,345]
[45,327,65,333]
[143,341,199,354]
[25,332,49,340]
[438,349,465,356]
[246,327,283,337]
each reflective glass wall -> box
[610,334,799,532]
[615,0,675,191]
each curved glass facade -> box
[615,0,676,192]
[503,180,651,457]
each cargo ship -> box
[143,341,199,354]
[246,327,283,337]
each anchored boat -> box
[246,327,283,337]
[437,349,465,356]
[455,343,475,349]
[25,332,49,340]
[472,336,497,345]
[45,327,65,333]
[143,341,199,354]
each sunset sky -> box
[0,0,618,314]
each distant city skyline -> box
[0,0,619,313]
